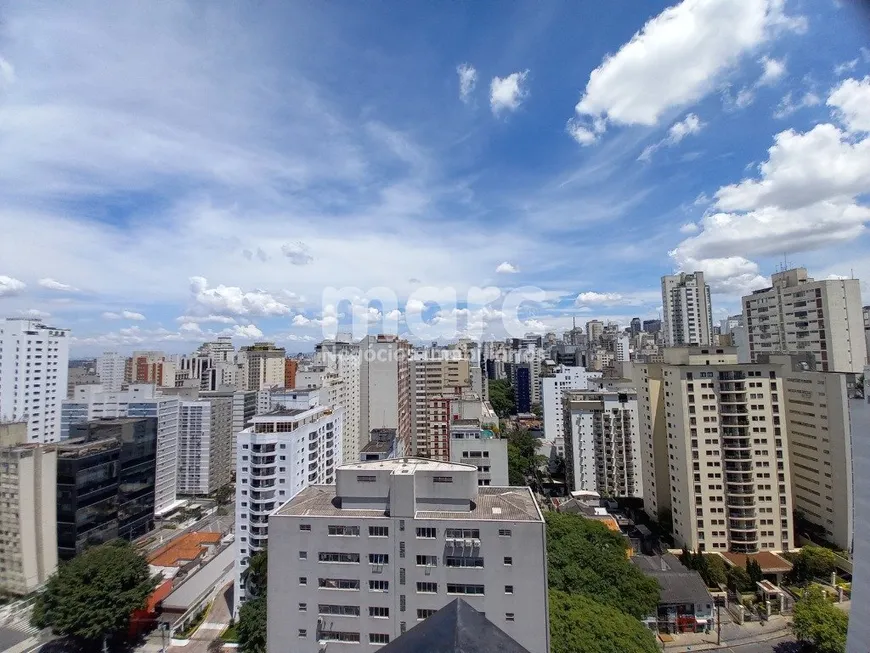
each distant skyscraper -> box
[743,268,866,373]
[239,343,286,390]
[585,319,604,344]
[360,335,411,456]
[0,318,70,443]
[661,271,713,347]
[630,317,642,337]
[96,351,127,392]
[642,319,662,334]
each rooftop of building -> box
[632,554,713,606]
[377,598,531,653]
[361,440,393,453]
[451,418,480,426]
[338,457,473,473]
[721,551,793,574]
[276,483,542,522]
[148,531,222,567]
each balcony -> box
[729,522,758,532]
[252,444,276,454]
[250,479,275,489]
[727,497,756,508]
[250,501,276,515]
[252,455,276,465]
[719,393,746,404]
[726,484,755,497]
[728,508,756,519]
[721,405,748,415]
[730,531,760,544]
[725,461,753,472]
[725,473,753,484]
[251,490,276,501]
[718,382,746,392]
[721,416,750,426]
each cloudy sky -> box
[1,0,869,355]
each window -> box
[416,582,438,593]
[369,580,389,592]
[433,476,453,483]
[400,541,406,558]
[368,553,390,565]
[318,578,360,590]
[320,631,360,643]
[505,585,514,594]
[447,584,485,595]
[417,609,436,620]
[369,607,390,618]
[498,529,512,537]
[446,557,484,568]
[369,526,389,537]
[400,594,406,612]
[299,577,307,585]
[357,475,376,482]
[318,552,360,564]
[504,556,513,566]
[298,603,307,611]
[445,528,479,538]
[298,629,307,638]
[370,634,390,644]
[299,551,307,560]
[416,527,436,539]
[328,525,360,536]
[299,524,311,532]
[506,613,515,622]
[416,555,438,567]
[318,604,360,616]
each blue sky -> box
[0,0,869,355]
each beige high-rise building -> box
[661,272,713,347]
[742,268,866,373]
[360,335,412,456]
[585,320,604,344]
[637,347,794,554]
[0,422,58,595]
[239,343,287,391]
[410,349,471,460]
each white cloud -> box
[571,0,804,140]
[18,308,50,319]
[490,70,529,115]
[189,276,292,317]
[495,261,520,274]
[280,241,313,265]
[575,291,624,305]
[38,277,79,292]
[566,120,601,146]
[758,56,786,86]
[773,90,821,118]
[680,222,700,234]
[834,58,858,76]
[225,324,263,339]
[639,113,704,161]
[102,310,146,320]
[0,275,26,297]
[179,321,202,333]
[291,305,339,329]
[0,56,14,89]
[176,314,237,325]
[827,76,870,133]
[457,63,477,103]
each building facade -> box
[742,268,866,373]
[360,335,411,456]
[448,420,509,486]
[563,388,643,498]
[234,406,343,611]
[541,366,601,442]
[0,422,57,595]
[410,349,472,459]
[266,458,550,653]
[96,352,127,392]
[661,272,713,347]
[847,370,870,652]
[0,318,70,443]
[177,397,233,495]
[240,343,286,391]
[637,347,794,553]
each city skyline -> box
[0,1,869,356]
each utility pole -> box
[716,601,722,646]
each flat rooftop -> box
[276,484,542,522]
[361,440,393,453]
[338,457,471,473]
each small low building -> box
[721,551,793,585]
[632,554,715,634]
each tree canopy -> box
[789,545,839,585]
[488,379,515,418]
[237,549,268,653]
[506,428,543,486]
[792,585,848,653]
[678,549,727,588]
[545,512,660,619]
[31,540,158,646]
[549,591,659,653]
[214,483,234,506]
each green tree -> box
[727,565,753,593]
[214,483,234,506]
[789,545,838,585]
[746,558,764,585]
[545,512,659,619]
[237,549,268,652]
[488,379,515,418]
[792,585,848,653]
[31,540,159,648]
[530,402,542,417]
[549,591,659,653]
[506,428,542,486]
[702,555,727,588]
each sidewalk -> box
[662,615,792,652]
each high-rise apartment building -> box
[266,458,550,653]
[360,335,411,456]
[643,319,662,334]
[61,384,181,515]
[177,397,233,495]
[637,347,793,553]
[284,358,298,389]
[410,349,471,459]
[201,389,257,470]
[661,272,713,347]
[847,369,870,652]
[563,387,643,497]
[585,320,604,344]
[630,317,642,337]
[0,318,70,443]
[0,422,57,595]
[742,268,866,373]
[234,406,343,611]
[61,417,157,559]
[66,363,100,398]
[96,352,127,392]
[541,366,601,442]
[239,343,286,391]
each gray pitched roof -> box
[377,598,532,653]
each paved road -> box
[167,582,234,653]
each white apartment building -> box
[316,339,362,462]
[637,347,794,554]
[202,389,257,470]
[0,422,57,595]
[360,335,411,456]
[563,387,643,498]
[234,406,343,611]
[61,384,183,515]
[96,352,127,392]
[0,318,70,443]
[772,355,868,551]
[742,268,866,373]
[541,366,601,442]
[847,369,870,653]
[448,419,508,486]
[266,458,550,653]
[239,343,286,390]
[662,272,713,347]
[615,335,630,362]
[177,397,233,496]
